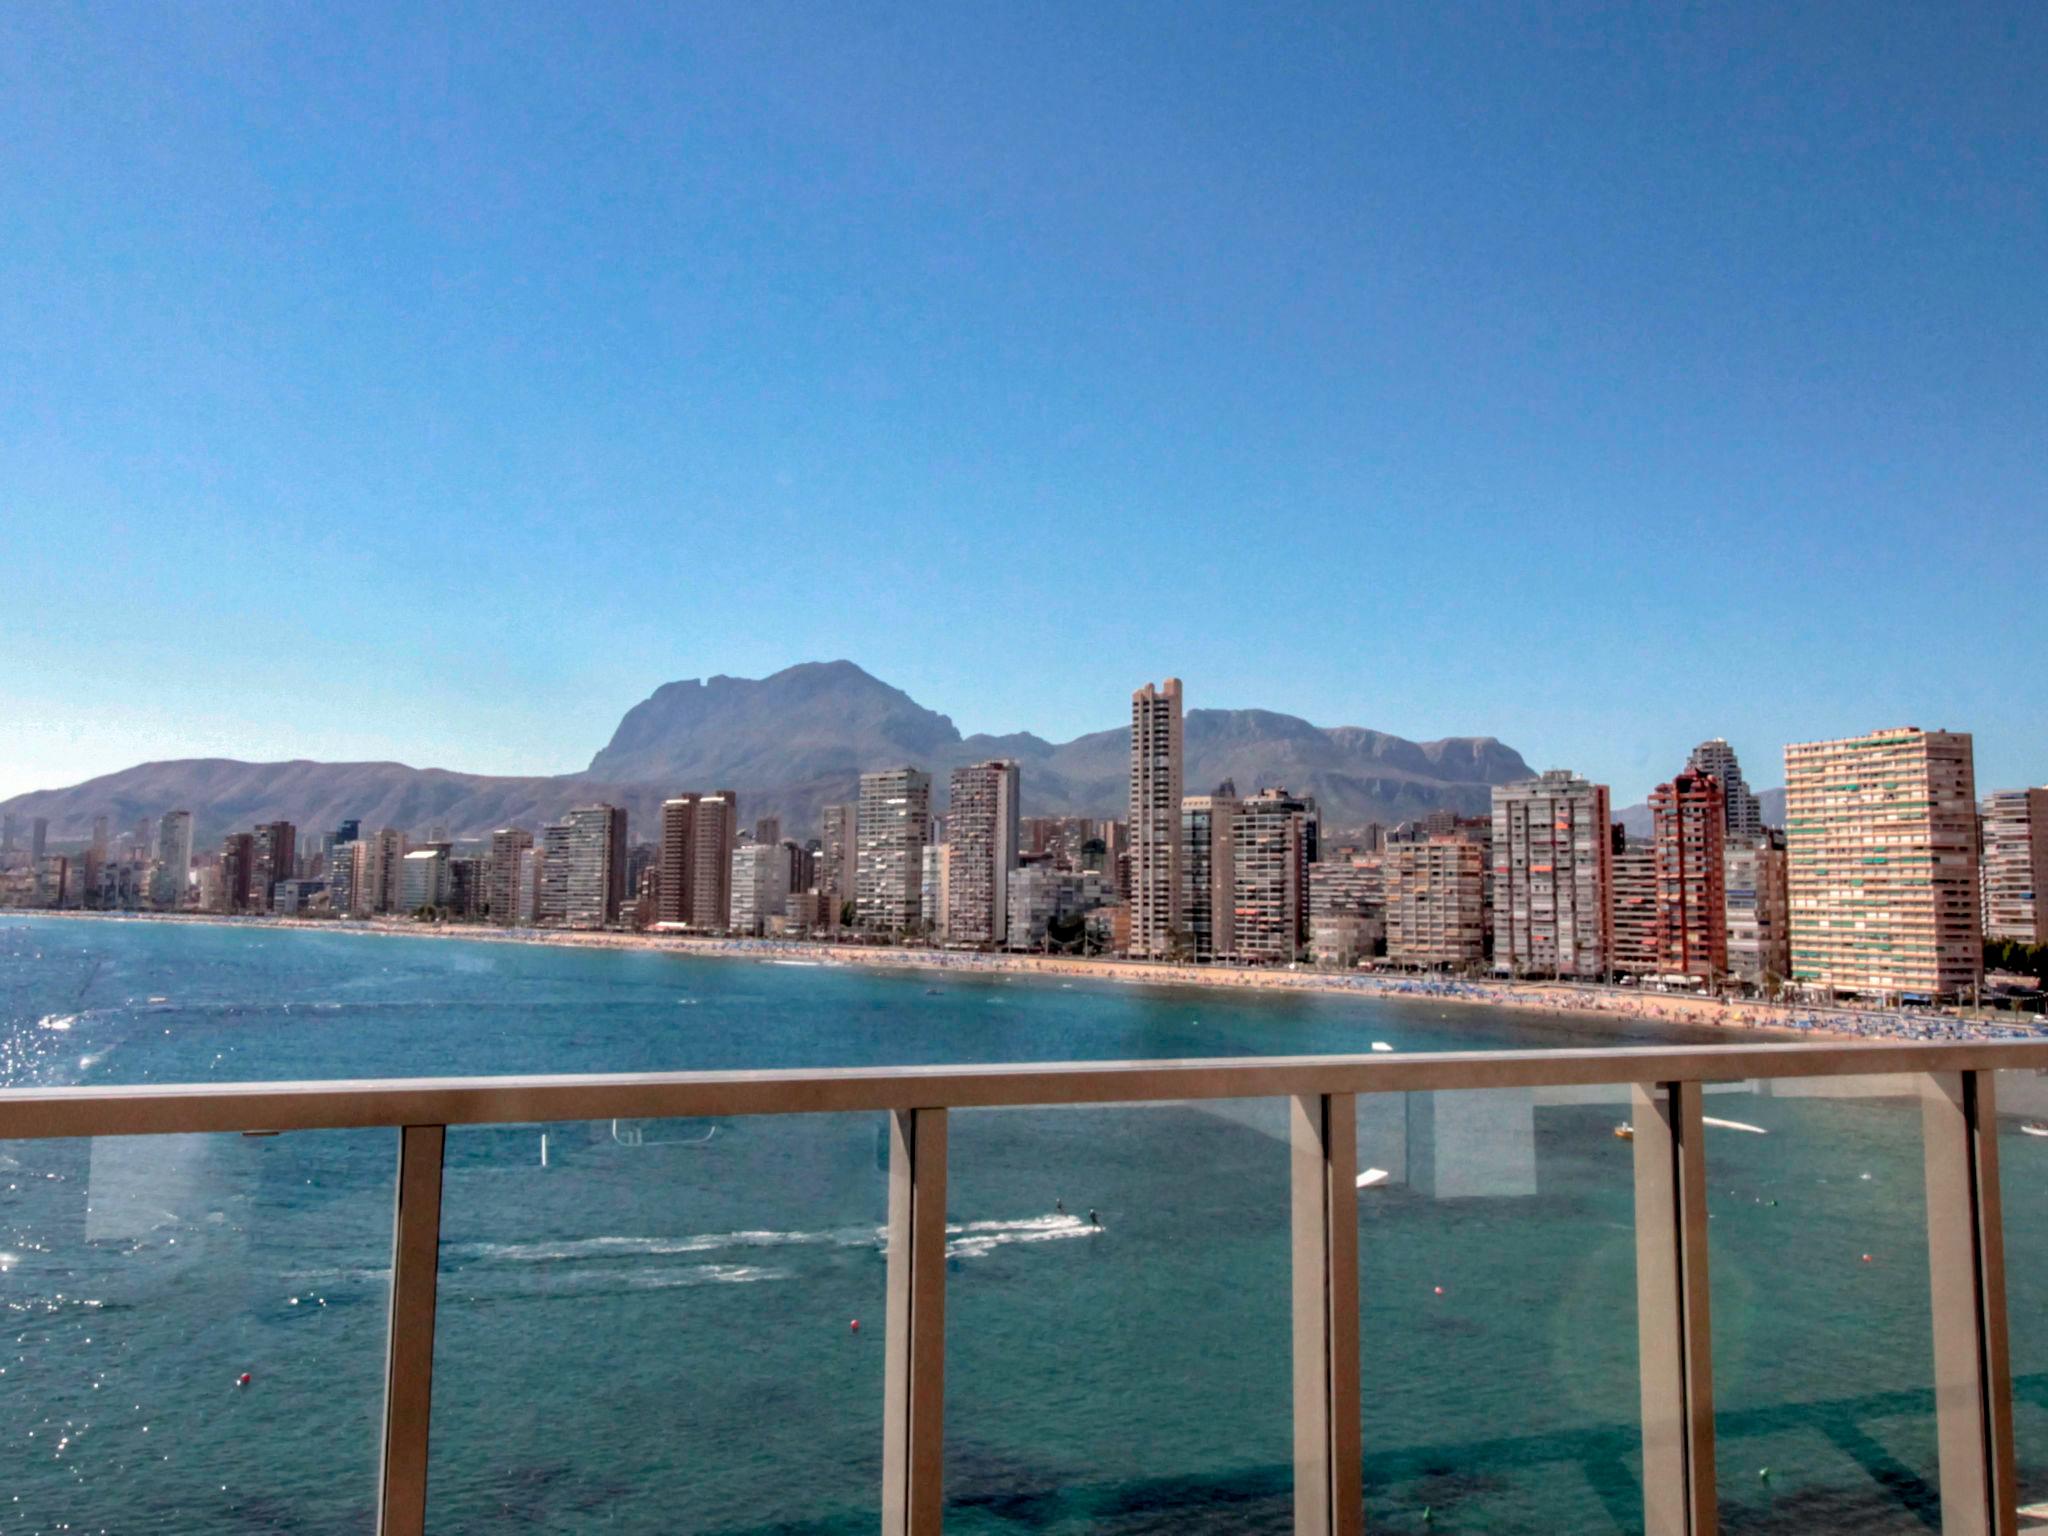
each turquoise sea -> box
[1,915,2044,1534]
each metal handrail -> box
[2,1037,2046,1138]
[2,1036,2040,1536]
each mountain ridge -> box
[3,661,1535,845]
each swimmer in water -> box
[1088,1208,1100,1227]
[1055,1198,1064,1214]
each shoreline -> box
[13,908,2036,1045]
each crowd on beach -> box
[18,908,2044,1045]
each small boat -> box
[1370,1041,1395,1053]
[1355,1168,1390,1190]
[1703,1116,1768,1135]
[1614,1124,1635,1141]
[2021,1122,2048,1139]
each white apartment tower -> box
[1129,678,1184,959]
[945,760,1020,948]
[856,767,931,933]
[1784,727,1981,1000]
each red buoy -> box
[849,1318,860,1333]
[237,1373,253,1387]
[1432,1286,1444,1297]
[1861,1253,1873,1264]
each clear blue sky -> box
[4,2,2043,805]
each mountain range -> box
[2,661,1538,846]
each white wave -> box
[446,1227,882,1266]
[37,1015,75,1032]
[945,1213,1099,1260]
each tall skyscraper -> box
[728,842,789,936]
[152,810,194,909]
[693,792,738,932]
[1784,727,1981,1000]
[753,816,782,848]
[253,821,297,907]
[1181,788,1242,962]
[1686,739,1765,842]
[330,836,366,917]
[1129,678,1184,959]
[219,832,256,912]
[1649,769,1727,981]
[540,805,627,929]
[945,760,1020,948]
[399,847,452,911]
[367,828,407,915]
[30,817,48,863]
[1232,788,1313,963]
[488,827,534,925]
[818,803,857,926]
[856,767,930,933]
[1491,770,1614,978]
[1980,787,2048,945]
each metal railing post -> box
[883,1108,948,1535]
[1921,1071,2018,1536]
[1291,1092,1363,1535]
[378,1123,447,1536]
[1632,1081,1716,1536]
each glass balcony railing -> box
[1,1037,2043,1536]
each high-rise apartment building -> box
[1724,830,1790,987]
[253,821,297,907]
[921,843,950,941]
[855,768,930,933]
[753,816,781,848]
[1491,770,1613,978]
[729,842,790,936]
[818,803,857,926]
[1129,679,1184,959]
[219,832,256,912]
[331,837,368,917]
[487,827,533,925]
[654,792,739,930]
[1784,728,1981,1000]
[400,847,451,911]
[1180,790,1241,962]
[1610,839,1659,975]
[540,805,627,929]
[1384,836,1487,968]
[1980,788,2048,945]
[945,760,1020,948]
[1649,770,1727,981]
[1686,739,1765,842]
[1232,788,1313,963]
[152,810,194,909]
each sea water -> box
[2,916,2043,1533]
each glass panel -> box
[1357,1084,1647,1532]
[1998,1067,2048,1519]
[426,1112,889,1533]
[1706,1074,1944,1533]
[943,1100,1293,1531]
[0,1128,392,1531]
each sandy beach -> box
[14,908,2038,1045]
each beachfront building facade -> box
[487,827,533,925]
[399,846,451,912]
[1232,788,1314,964]
[1490,770,1613,979]
[1980,787,2048,945]
[1610,839,1658,976]
[818,803,857,928]
[151,810,194,909]
[656,791,739,931]
[1724,830,1790,988]
[1784,727,1982,1001]
[540,804,627,929]
[856,767,930,934]
[946,760,1020,948]
[1129,678,1184,959]
[728,842,790,937]
[1650,769,1727,983]
[1181,788,1241,962]
[1384,835,1487,969]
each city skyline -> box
[4,5,2045,807]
